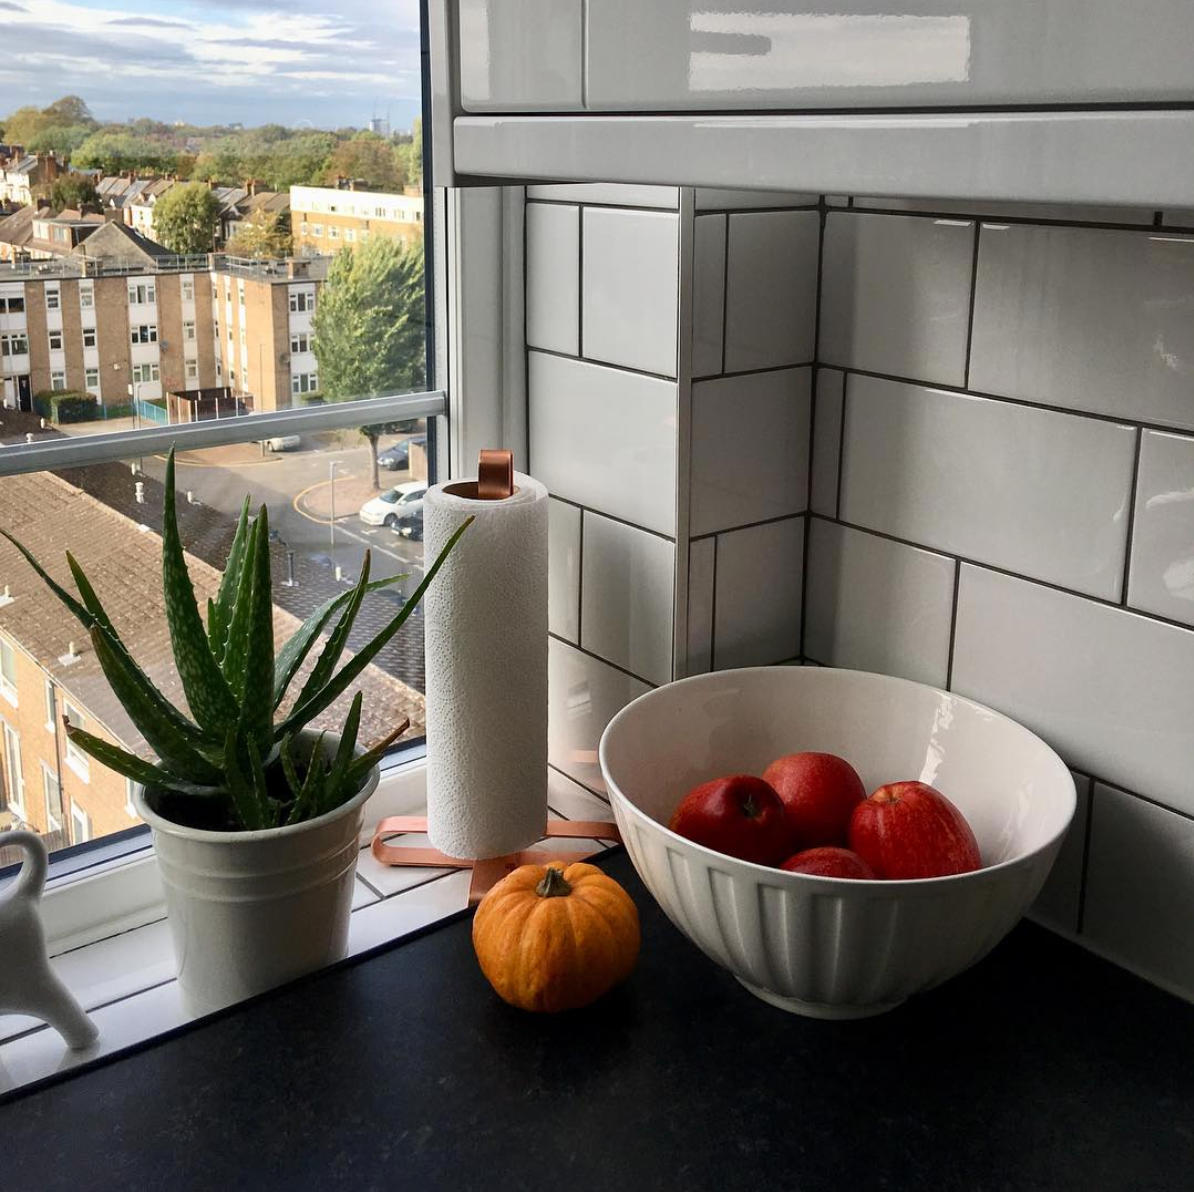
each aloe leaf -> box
[285,731,327,826]
[219,515,259,697]
[223,730,261,831]
[0,528,94,626]
[272,575,405,710]
[279,734,302,801]
[65,551,120,640]
[214,497,251,622]
[65,725,223,799]
[277,517,473,737]
[292,552,371,714]
[246,736,274,828]
[206,598,226,665]
[161,449,238,733]
[322,691,362,813]
[345,716,410,791]
[238,505,275,748]
[89,625,224,783]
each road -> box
[138,431,427,596]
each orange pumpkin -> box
[472,861,640,1013]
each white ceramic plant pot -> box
[134,733,379,1017]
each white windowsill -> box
[0,761,614,1098]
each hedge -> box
[33,392,134,423]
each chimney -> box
[135,481,145,504]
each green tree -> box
[324,131,404,192]
[394,118,423,192]
[46,174,99,212]
[41,96,95,127]
[225,208,292,259]
[313,237,425,489]
[72,130,178,174]
[2,105,48,147]
[152,183,222,254]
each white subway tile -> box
[952,566,1194,817]
[970,224,1194,431]
[854,196,1156,225]
[714,517,804,669]
[819,212,974,386]
[804,520,955,687]
[1030,771,1091,936]
[724,210,819,372]
[526,184,679,209]
[548,497,581,642]
[692,214,726,377]
[695,189,817,210]
[1128,430,1194,628]
[691,368,811,537]
[840,375,1136,600]
[824,196,849,207]
[1084,783,1194,1000]
[548,767,613,821]
[582,207,679,376]
[810,368,845,517]
[528,351,677,536]
[686,537,716,677]
[1161,209,1194,227]
[347,872,472,956]
[549,637,651,795]
[526,202,579,355]
[355,833,454,898]
[581,512,675,686]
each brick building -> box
[290,184,423,257]
[0,237,328,415]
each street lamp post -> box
[329,459,339,553]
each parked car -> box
[392,504,424,542]
[261,435,301,452]
[377,434,428,471]
[358,481,427,528]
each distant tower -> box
[369,104,390,137]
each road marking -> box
[292,473,358,526]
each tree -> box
[313,237,425,489]
[2,105,49,147]
[46,174,99,212]
[152,183,221,254]
[226,208,292,259]
[394,118,423,192]
[41,96,95,128]
[72,129,178,174]
[323,132,404,192]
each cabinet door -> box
[585,0,1194,111]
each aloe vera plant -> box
[1,449,470,832]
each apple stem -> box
[742,795,757,818]
[535,866,572,899]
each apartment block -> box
[290,184,423,257]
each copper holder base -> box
[370,816,623,905]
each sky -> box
[0,0,423,130]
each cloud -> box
[106,16,191,29]
[0,1,26,10]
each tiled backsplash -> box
[527,186,1194,1002]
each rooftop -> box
[0,248,331,283]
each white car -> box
[358,481,426,528]
[262,435,301,452]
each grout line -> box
[545,491,675,543]
[690,510,807,544]
[1120,427,1144,605]
[576,506,585,644]
[798,510,812,661]
[547,760,611,803]
[577,209,585,359]
[1153,210,1165,227]
[692,360,815,383]
[806,511,1194,637]
[962,221,982,389]
[835,374,848,519]
[1076,778,1096,935]
[527,345,676,385]
[836,364,1194,438]
[526,198,681,215]
[548,631,657,688]
[719,212,730,376]
[48,914,167,961]
[812,195,827,365]
[579,0,587,110]
[354,866,386,899]
[846,202,1173,234]
[709,534,719,671]
[944,557,963,690]
[523,187,532,470]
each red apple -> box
[849,781,982,879]
[762,752,866,850]
[780,846,876,880]
[669,775,789,866]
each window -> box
[290,331,310,354]
[311,224,323,237]
[43,766,63,833]
[291,372,319,396]
[0,295,25,314]
[70,801,91,844]
[84,368,100,395]
[0,640,17,706]
[3,722,24,821]
[44,678,55,731]
[131,362,160,385]
[328,226,340,240]
[237,282,245,307]
[183,320,196,341]
[78,284,93,310]
[239,326,246,347]
[51,371,67,391]
[62,700,89,781]
[48,330,63,351]
[131,324,159,345]
[83,326,97,348]
[289,290,315,313]
[181,278,195,301]
[128,282,156,305]
[375,206,386,217]
[345,228,356,243]
[1,333,28,356]
[45,289,60,311]
[185,359,199,382]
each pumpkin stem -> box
[535,866,572,898]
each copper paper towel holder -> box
[371,448,621,904]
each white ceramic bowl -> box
[599,667,1076,1019]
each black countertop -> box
[3,849,1192,1191]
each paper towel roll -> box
[424,471,549,859]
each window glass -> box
[51,372,67,391]
[84,368,100,394]
[45,289,60,311]
[79,287,93,310]
[83,327,97,348]
[48,331,63,351]
[42,766,63,832]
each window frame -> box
[61,698,89,782]
[0,638,18,706]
